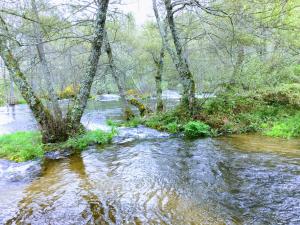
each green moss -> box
[0,132,43,162]
[0,129,116,162]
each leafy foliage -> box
[265,113,300,138]
[183,121,211,139]
[58,85,78,99]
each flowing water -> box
[0,100,299,224]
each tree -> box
[153,0,196,112]
[103,30,135,120]
[0,0,110,143]
[30,0,62,118]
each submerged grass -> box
[0,129,116,162]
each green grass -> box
[0,129,116,162]
[59,129,116,150]
[264,113,300,138]
[0,132,43,162]
[133,86,300,139]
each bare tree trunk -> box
[152,0,177,64]
[2,59,8,104]
[0,41,68,142]
[152,46,165,112]
[9,74,15,105]
[228,45,244,90]
[30,0,62,119]
[103,31,134,120]
[154,0,196,112]
[164,0,196,112]
[66,0,110,131]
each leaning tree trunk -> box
[0,42,68,142]
[0,0,110,143]
[0,16,69,143]
[103,30,134,120]
[66,0,110,132]
[30,0,62,119]
[228,45,244,90]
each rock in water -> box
[0,159,41,183]
[162,90,181,99]
[96,94,120,101]
[113,125,169,144]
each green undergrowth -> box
[0,132,43,162]
[0,129,116,162]
[119,84,300,139]
[264,112,300,138]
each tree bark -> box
[30,0,62,119]
[66,0,110,131]
[155,0,196,112]
[0,0,110,143]
[9,74,15,105]
[2,59,8,104]
[228,45,244,89]
[128,98,152,117]
[152,46,165,112]
[164,0,196,111]
[103,30,134,120]
[0,41,69,142]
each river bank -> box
[128,87,300,139]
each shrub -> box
[58,85,78,99]
[184,121,211,139]
[265,113,300,138]
[260,84,300,107]
[0,132,44,162]
[164,122,181,133]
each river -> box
[0,100,299,224]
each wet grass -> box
[265,112,300,138]
[120,87,300,139]
[0,132,43,162]
[0,129,116,162]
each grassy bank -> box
[0,129,116,162]
[118,84,300,139]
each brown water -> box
[0,102,300,224]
